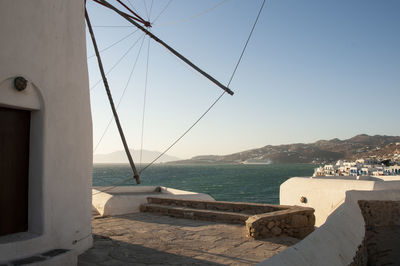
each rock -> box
[267,221,275,229]
[261,227,269,235]
[307,214,316,226]
[291,215,308,228]
[271,226,282,236]
[293,227,314,238]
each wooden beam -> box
[97,0,234,96]
[85,9,140,184]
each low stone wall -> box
[145,197,315,240]
[246,207,315,239]
[147,197,282,215]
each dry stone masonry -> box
[245,207,315,239]
[140,197,315,240]
[350,200,400,266]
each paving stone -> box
[78,261,99,266]
[94,240,114,248]
[79,212,299,265]
[99,259,126,266]
[78,248,110,263]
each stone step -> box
[146,197,283,215]
[140,203,250,224]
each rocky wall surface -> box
[147,197,283,215]
[144,197,315,239]
[349,200,400,266]
[348,240,367,266]
[245,208,315,239]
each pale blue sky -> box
[86,0,400,159]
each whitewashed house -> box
[349,166,358,176]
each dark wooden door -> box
[0,107,30,236]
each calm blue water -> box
[93,163,315,204]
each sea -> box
[93,163,315,204]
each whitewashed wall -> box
[280,176,400,226]
[259,190,400,266]
[0,0,92,262]
[92,186,215,216]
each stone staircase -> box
[140,197,316,239]
[140,197,255,224]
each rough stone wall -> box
[348,240,367,266]
[144,197,315,240]
[350,200,400,266]
[245,208,315,239]
[147,197,281,214]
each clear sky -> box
[86,0,400,159]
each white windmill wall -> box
[0,0,92,263]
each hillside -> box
[172,134,400,164]
[94,149,180,164]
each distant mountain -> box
[172,134,400,165]
[93,149,180,164]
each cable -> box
[92,176,134,195]
[116,0,147,25]
[143,0,150,21]
[93,93,225,195]
[90,33,145,91]
[87,29,138,59]
[155,0,228,26]
[93,175,112,184]
[139,36,151,167]
[227,0,266,87]
[92,25,134,28]
[139,0,266,173]
[149,0,154,21]
[93,35,146,153]
[96,0,233,95]
[151,0,173,24]
[139,91,226,174]
[126,0,139,15]
[92,0,266,193]
[86,7,141,184]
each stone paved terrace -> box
[78,212,300,265]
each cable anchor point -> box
[134,173,141,184]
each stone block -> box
[267,221,275,229]
[183,212,194,219]
[143,197,315,240]
[292,226,314,239]
[291,214,308,228]
[271,226,282,236]
[307,214,316,226]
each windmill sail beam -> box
[85,9,140,184]
[96,0,234,96]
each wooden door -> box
[0,107,30,236]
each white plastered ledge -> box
[259,190,400,266]
[280,176,400,226]
[92,186,215,216]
